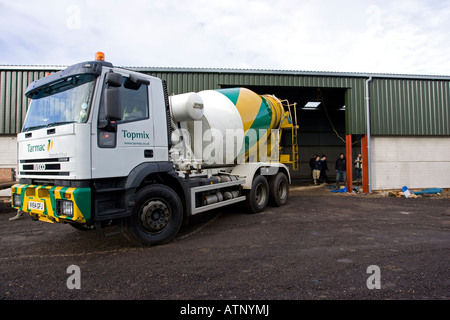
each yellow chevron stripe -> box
[234,88,263,132]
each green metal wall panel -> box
[345,78,367,135]
[371,78,450,135]
[1,66,449,136]
[0,68,60,134]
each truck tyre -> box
[124,184,183,246]
[245,175,269,214]
[269,172,289,207]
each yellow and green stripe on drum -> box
[216,88,284,162]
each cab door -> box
[91,72,155,179]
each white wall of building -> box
[0,136,17,196]
[371,136,450,190]
[0,136,17,169]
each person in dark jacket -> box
[335,153,346,190]
[320,155,329,183]
[312,156,322,185]
[309,154,317,183]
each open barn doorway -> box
[220,85,355,184]
[292,87,359,185]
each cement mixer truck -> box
[11,53,298,246]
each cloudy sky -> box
[1,0,449,75]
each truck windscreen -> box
[22,74,97,132]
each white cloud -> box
[0,0,449,75]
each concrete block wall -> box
[371,136,450,190]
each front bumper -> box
[11,184,91,224]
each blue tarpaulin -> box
[413,188,443,195]
[331,187,347,193]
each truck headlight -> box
[57,200,74,217]
[12,194,21,207]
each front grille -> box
[22,164,61,170]
[19,158,70,177]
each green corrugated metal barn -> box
[1,65,449,191]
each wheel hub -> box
[140,200,171,233]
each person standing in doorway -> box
[320,155,329,183]
[309,154,317,184]
[335,153,346,190]
[354,153,363,186]
[313,155,322,185]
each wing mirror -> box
[105,72,123,122]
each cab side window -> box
[98,76,149,125]
[120,77,149,122]
[98,75,149,148]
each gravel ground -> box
[1,184,449,303]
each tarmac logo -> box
[47,139,54,151]
[27,140,54,153]
[27,143,46,153]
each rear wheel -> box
[124,184,183,246]
[245,175,269,214]
[269,172,289,207]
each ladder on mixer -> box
[279,101,299,171]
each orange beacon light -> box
[95,52,105,61]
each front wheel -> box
[124,184,183,246]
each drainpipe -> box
[365,76,373,193]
